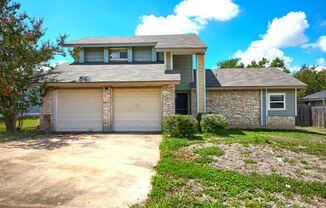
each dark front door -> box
[175,93,188,114]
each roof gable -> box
[194,68,307,88]
[302,90,326,100]
[64,34,207,49]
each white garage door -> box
[113,88,162,131]
[56,89,103,131]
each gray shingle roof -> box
[65,34,207,49]
[193,68,307,88]
[38,62,180,83]
[302,90,326,101]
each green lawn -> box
[0,117,42,142]
[143,128,326,207]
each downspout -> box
[203,59,206,113]
[196,64,199,114]
[265,89,268,126]
[295,88,297,116]
[260,89,263,126]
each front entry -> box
[175,92,189,114]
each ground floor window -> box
[268,93,286,110]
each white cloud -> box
[234,12,309,65]
[318,36,326,52]
[174,0,239,22]
[316,57,326,71]
[289,65,301,73]
[316,57,325,65]
[136,14,202,35]
[135,0,239,35]
[302,35,326,52]
[56,59,68,65]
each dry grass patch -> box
[178,142,326,183]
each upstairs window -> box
[268,93,286,110]
[110,48,128,61]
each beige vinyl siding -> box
[133,47,152,62]
[56,89,103,131]
[197,54,205,112]
[165,52,172,70]
[113,88,161,131]
[85,47,104,62]
[173,55,192,90]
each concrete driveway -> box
[0,134,162,208]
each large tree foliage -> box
[217,58,244,68]
[0,0,67,133]
[293,65,326,97]
[217,57,290,73]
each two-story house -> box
[38,34,306,132]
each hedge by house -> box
[200,114,229,134]
[162,115,198,138]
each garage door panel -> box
[56,89,103,132]
[113,88,162,132]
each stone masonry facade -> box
[193,89,261,128]
[206,90,261,128]
[162,85,175,117]
[103,87,112,132]
[40,91,54,132]
[267,116,295,129]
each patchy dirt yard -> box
[145,128,326,207]
[176,142,326,183]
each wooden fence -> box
[296,105,326,128]
[311,106,326,128]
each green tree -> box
[258,58,269,67]
[217,58,244,68]
[0,0,67,133]
[247,58,269,68]
[247,60,259,68]
[270,57,290,73]
[217,57,290,73]
[293,65,326,96]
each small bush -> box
[193,146,224,156]
[196,112,213,132]
[200,114,229,134]
[162,115,198,138]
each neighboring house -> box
[301,90,326,107]
[37,34,306,132]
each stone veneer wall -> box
[267,116,295,129]
[162,85,175,117]
[206,90,261,128]
[103,87,112,132]
[40,91,54,132]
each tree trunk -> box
[5,112,17,133]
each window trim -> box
[268,93,286,111]
[109,48,128,61]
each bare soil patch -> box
[176,142,326,183]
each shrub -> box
[200,114,229,134]
[162,115,198,138]
[196,112,214,132]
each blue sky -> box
[19,0,326,70]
